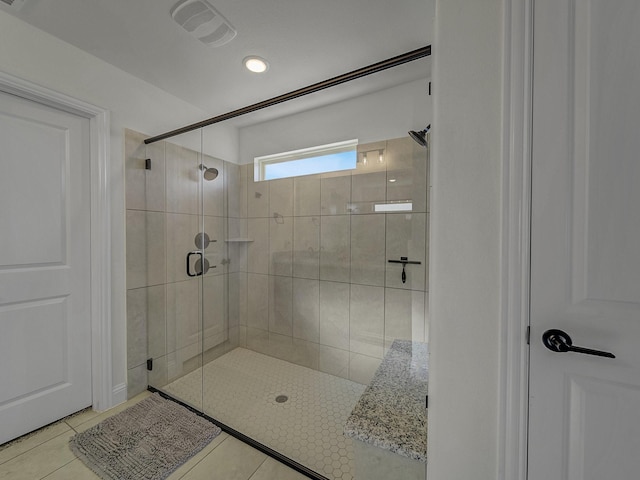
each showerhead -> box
[408,124,431,147]
[199,164,219,181]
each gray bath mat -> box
[69,393,221,480]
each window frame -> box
[254,139,358,181]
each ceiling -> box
[1,0,433,127]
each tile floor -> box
[162,348,366,480]
[0,391,308,480]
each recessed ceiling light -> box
[243,56,269,73]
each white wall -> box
[0,9,238,404]
[427,1,503,479]
[238,78,430,163]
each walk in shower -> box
[125,53,431,480]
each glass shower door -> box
[145,127,207,412]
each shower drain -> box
[275,395,288,403]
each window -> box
[254,139,358,181]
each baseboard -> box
[111,383,127,406]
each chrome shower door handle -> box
[542,329,616,358]
[186,251,203,277]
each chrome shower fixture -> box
[199,164,219,180]
[408,124,431,147]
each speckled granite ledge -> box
[344,340,428,463]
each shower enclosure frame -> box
[143,45,432,480]
[144,45,430,145]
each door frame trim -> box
[0,71,114,411]
[499,0,533,479]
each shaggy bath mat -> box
[69,393,221,480]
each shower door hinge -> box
[526,326,531,345]
[147,358,153,371]
[425,395,429,409]
[145,158,152,170]
[428,81,431,96]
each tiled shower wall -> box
[234,137,429,385]
[125,130,429,396]
[125,129,240,398]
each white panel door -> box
[529,1,640,479]
[0,90,92,444]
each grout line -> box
[2,429,71,468]
[0,421,72,465]
[39,457,78,480]
[246,456,270,480]
[64,421,79,434]
[175,434,231,480]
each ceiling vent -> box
[0,0,28,10]
[170,0,237,47]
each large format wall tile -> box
[247,175,270,218]
[269,216,293,276]
[247,273,269,331]
[385,213,427,290]
[165,278,200,354]
[269,177,294,217]
[125,129,166,212]
[385,137,428,213]
[266,335,320,370]
[125,283,168,384]
[350,284,385,358]
[144,140,168,212]
[293,216,320,279]
[228,272,244,328]
[290,338,319,370]
[203,274,227,349]
[238,164,249,219]
[269,275,293,336]
[319,281,350,350]
[126,287,148,369]
[319,345,349,379]
[126,129,245,398]
[351,171,387,214]
[320,174,351,215]
[202,155,225,217]
[146,284,167,360]
[226,162,240,219]
[148,354,168,389]
[320,215,350,282]
[248,218,269,274]
[350,214,386,286]
[126,210,166,289]
[126,130,431,390]
[294,175,321,216]
[246,326,269,355]
[167,344,203,389]
[124,129,147,211]
[165,142,199,215]
[349,352,382,385]
[127,364,147,399]
[384,288,426,352]
[165,213,199,283]
[203,215,226,275]
[292,278,319,342]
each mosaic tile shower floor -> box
[163,348,366,480]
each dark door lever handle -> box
[542,329,615,358]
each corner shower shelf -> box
[224,238,254,243]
